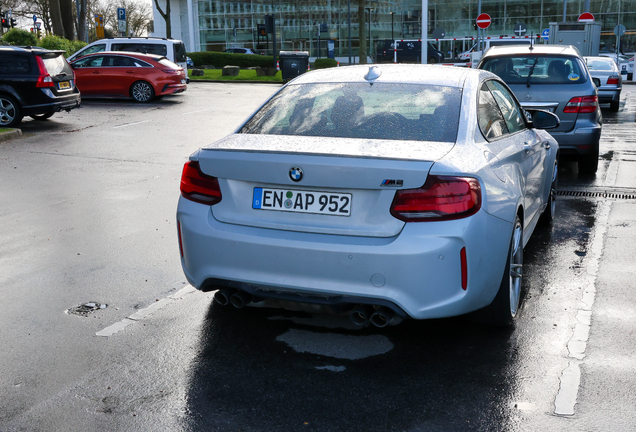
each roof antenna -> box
[364,65,382,81]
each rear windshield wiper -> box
[526,58,539,88]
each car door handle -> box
[92,71,100,74]
[523,142,533,153]
[126,70,135,74]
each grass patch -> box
[0,128,12,133]
[188,69,283,82]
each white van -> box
[459,38,533,62]
[67,37,188,70]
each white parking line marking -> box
[111,120,151,129]
[182,109,211,115]
[554,201,611,416]
[96,282,195,337]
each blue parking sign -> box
[117,8,126,20]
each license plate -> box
[58,81,71,89]
[253,187,351,216]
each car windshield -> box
[240,83,462,142]
[482,55,587,85]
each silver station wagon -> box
[479,45,602,174]
[177,64,559,327]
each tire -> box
[428,57,439,64]
[578,145,599,175]
[539,157,558,225]
[483,215,524,327]
[610,98,620,112]
[131,81,155,103]
[0,94,23,128]
[30,112,54,121]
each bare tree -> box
[59,0,75,38]
[48,0,65,36]
[152,0,169,38]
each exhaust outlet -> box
[230,290,252,309]
[349,305,373,326]
[213,288,233,306]
[370,307,396,328]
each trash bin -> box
[279,51,309,83]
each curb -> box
[0,128,22,142]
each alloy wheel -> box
[509,220,523,317]
[0,97,17,126]
[132,82,153,102]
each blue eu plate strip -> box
[252,188,263,209]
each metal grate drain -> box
[67,302,107,316]
[557,189,636,200]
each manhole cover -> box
[67,302,107,316]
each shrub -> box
[2,28,38,47]
[37,35,86,57]
[187,51,274,68]
[314,58,338,69]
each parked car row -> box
[0,44,187,128]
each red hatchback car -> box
[70,51,187,102]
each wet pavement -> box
[0,84,635,431]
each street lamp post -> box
[365,7,373,63]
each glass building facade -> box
[192,0,636,57]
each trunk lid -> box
[197,134,451,237]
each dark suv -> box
[0,46,81,127]
[375,40,444,64]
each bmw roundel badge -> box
[289,167,303,182]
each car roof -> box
[482,44,582,57]
[290,64,478,87]
[0,46,65,56]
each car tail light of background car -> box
[390,175,482,222]
[563,96,598,113]
[606,76,620,85]
[180,161,222,205]
[35,56,54,88]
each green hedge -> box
[1,28,38,47]
[314,58,338,69]
[39,35,87,57]
[187,51,274,68]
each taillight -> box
[607,76,620,85]
[162,69,179,74]
[390,175,481,222]
[35,56,54,88]
[180,161,222,205]
[563,96,597,114]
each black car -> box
[0,46,81,127]
[375,40,444,64]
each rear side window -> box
[158,58,179,69]
[241,83,462,143]
[41,54,73,76]
[112,43,167,56]
[0,54,31,74]
[482,55,588,85]
[478,82,508,140]
[173,43,187,62]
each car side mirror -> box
[527,109,560,130]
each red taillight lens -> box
[390,175,482,222]
[35,56,54,88]
[162,68,179,74]
[180,161,222,205]
[460,247,468,290]
[563,96,598,114]
[607,76,620,85]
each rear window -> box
[0,54,31,74]
[173,43,187,62]
[158,58,179,69]
[240,83,462,143]
[585,58,616,71]
[481,55,588,85]
[112,43,167,56]
[41,54,73,77]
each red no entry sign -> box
[578,12,595,22]
[476,13,491,29]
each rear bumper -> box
[177,197,513,320]
[597,88,621,103]
[21,88,81,116]
[549,125,601,156]
[159,83,187,95]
